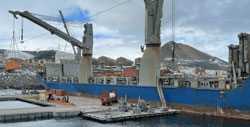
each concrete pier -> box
[0,96,107,122]
[0,103,81,122]
[82,109,179,122]
[0,96,179,123]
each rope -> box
[20,17,24,43]
[30,0,132,28]
[12,17,15,38]
[23,32,49,42]
[85,0,132,20]
[171,0,176,62]
[8,17,16,60]
[20,0,132,48]
[7,17,21,61]
[23,26,65,42]
[57,23,61,51]
[172,0,175,42]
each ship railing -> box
[87,76,138,85]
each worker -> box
[47,93,52,101]
[140,45,144,52]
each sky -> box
[0,0,250,62]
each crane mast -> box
[58,10,80,60]
[139,0,166,109]
[139,0,163,86]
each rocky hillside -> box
[0,49,34,60]
[1,42,228,71]
[161,41,227,70]
[0,49,57,60]
[23,50,56,60]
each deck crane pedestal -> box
[8,10,93,83]
[139,0,166,109]
[79,24,93,83]
[139,0,163,86]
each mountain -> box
[23,50,56,60]
[0,49,34,60]
[161,41,228,70]
[0,42,228,70]
[0,49,77,64]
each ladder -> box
[157,82,167,108]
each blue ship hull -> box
[40,76,250,120]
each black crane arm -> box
[9,10,88,50]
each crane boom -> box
[9,10,88,50]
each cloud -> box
[94,34,120,39]
[93,23,119,36]
[0,0,249,62]
[161,0,250,61]
[93,38,142,60]
[63,7,91,22]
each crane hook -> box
[20,17,24,43]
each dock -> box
[82,109,179,122]
[0,96,179,123]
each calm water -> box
[0,100,40,110]
[1,113,250,127]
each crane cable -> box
[9,17,16,59]
[30,0,132,27]
[171,0,176,62]
[63,26,74,52]
[84,0,132,20]
[23,0,132,43]
[172,0,175,42]
[8,17,20,61]
[20,17,24,43]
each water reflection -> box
[0,101,40,110]
[1,113,250,127]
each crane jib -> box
[8,10,88,50]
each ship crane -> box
[140,0,167,109]
[139,0,163,84]
[9,11,87,49]
[9,10,93,83]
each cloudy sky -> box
[0,0,249,61]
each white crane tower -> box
[139,0,164,86]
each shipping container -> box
[56,90,66,96]
[5,61,22,71]
[123,69,139,77]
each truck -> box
[100,90,118,106]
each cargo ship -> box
[9,0,250,120]
[39,30,250,120]
[40,75,250,120]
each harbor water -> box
[1,113,249,127]
[0,90,250,126]
[0,100,40,110]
